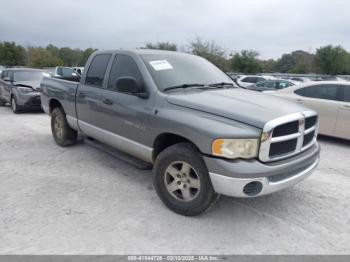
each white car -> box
[237,75,275,88]
[267,81,350,140]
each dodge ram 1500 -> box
[41,49,320,216]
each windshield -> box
[141,53,233,91]
[13,71,47,82]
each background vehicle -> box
[0,68,49,113]
[289,76,312,83]
[246,79,297,92]
[0,65,5,74]
[268,81,350,140]
[41,50,320,216]
[237,75,275,88]
[44,66,81,82]
[72,67,84,75]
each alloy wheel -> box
[164,161,201,202]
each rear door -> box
[76,53,112,131]
[294,84,341,136]
[334,85,350,139]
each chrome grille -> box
[259,111,318,162]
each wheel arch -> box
[49,98,63,114]
[152,133,201,161]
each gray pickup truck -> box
[41,49,320,216]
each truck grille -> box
[259,111,318,162]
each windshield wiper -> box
[163,83,206,92]
[208,82,235,88]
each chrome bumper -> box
[205,143,320,198]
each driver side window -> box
[107,55,142,92]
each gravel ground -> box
[0,106,349,255]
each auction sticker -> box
[149,60,173,71]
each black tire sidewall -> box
[153,143,217,216]
[11,96,20,113]
[51,107,77,146]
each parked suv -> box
[41,50,320,216]
[0,68,49,113]
[237,75,275,88]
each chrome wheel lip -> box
[164,161,201,202]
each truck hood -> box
[13,80,41,91]
[166,88,309,128]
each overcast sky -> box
[0,0,349,59]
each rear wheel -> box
[153,143,217,216]
[51,107,77,146]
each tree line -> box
[1,39,350,75]
[0,42,96,68]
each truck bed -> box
[40,77,79,118]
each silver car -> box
[0,68,50,113]
[267,81,350,140]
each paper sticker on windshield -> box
[149,60,173,71]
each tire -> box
[51,107,77,146]
[153,143,217,216]
[0,91,4,106]
[11,96,21,114]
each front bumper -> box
[16,92,41,108]
[203,142,320,198]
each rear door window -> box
[295,84,340,101]
[85,54,111,87]
[60,68,76,77]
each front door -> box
[97,54,154,162]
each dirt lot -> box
[0,106,349,255]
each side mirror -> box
[3,77,12,82]
[116,77,148,98]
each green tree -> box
[189,38,229,71]
[260,59,277,73]
[274,53,295,73]
[315,45,350,75]
[231,50,261,73]
[0,41,26,66]
[58,47,82,67]
[79,48,96,66]
[27,47,64,68]
[145,42,177,51]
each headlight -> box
[18,86,33,93]
[212,138,259,159]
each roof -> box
[93,49,193,56]
[3,68,47,72]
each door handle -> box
[341,105,350,110]
[103,98,113,105]
[296,99,303,103]
[78,92,86,98]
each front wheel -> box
[11,96,20,113]
[153,143,217,216]
[51,107,77,146]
